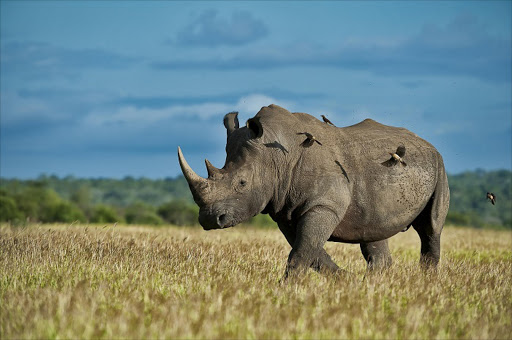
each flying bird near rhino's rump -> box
[178,104,449,279]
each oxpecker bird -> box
[297,132,322,147]
[382,145,407,167]
[321,115,335,127]
[486,192,496,205]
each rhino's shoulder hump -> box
[256,104,292,118]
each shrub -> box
[91,205,122,223]
[157,200,198,226]
[125,202,163,225]
[446,210,471,226]
[0,195,23,222]
[43,201,86,223]
[245,213,277,228]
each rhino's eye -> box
[239,179,247,187]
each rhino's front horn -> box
[205,159,220,178]
[177,146,207,192]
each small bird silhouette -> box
[297,132,322,147]
[382,145,407,167]
[486,192,496,205]
[321,115,335,126]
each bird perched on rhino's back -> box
[321,115,335,126]
[178,104,449,279]
[382,145,407,167]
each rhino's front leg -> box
[285,247,340,278]
[284,208,342,279]
[278,221,340,276]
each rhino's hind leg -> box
[413,215,441,267]
[412,168,450,268]
[360,240,392,271]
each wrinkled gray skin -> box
[178,105,449,278]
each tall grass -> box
[1,224,511,339]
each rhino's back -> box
[329,119,441,242]
[339,118,439,170]
[343,118,421,142]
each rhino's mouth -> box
[199,210,244,230]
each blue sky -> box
[1,1,511,179]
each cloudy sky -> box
[1,1,511,179]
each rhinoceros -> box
[178,104,449,278]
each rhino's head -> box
[178,106,290,230]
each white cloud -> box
[174,10,268,47]
[84,102,233,127]
[234,94,294,116]
[155,14,511,83]
[84,93,296,127]
[0,91,54,124]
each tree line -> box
[0,175,274,227]
[0,169,510,228]
[0,180,198,226]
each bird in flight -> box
[297,132,322,147]
[486,192,496,205]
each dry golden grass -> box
[1,223,511,339]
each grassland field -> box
[1,223,511,339]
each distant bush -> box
[125,202,163,225]
[0,195,23,222]
[446,211,471,226]
[16,186,62,222]
[1,170,509,228]
[43,201,86,223]
[70,186,92,218]
[157,200,198,226]
[244,214,277,228]
[91,205,122,223]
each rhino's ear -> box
[246,117,263,139]
[223,112,239,137]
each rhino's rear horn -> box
[205,159,220,178]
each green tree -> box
[157,200,198,226]
[43,201,86,223]
[125,202,163,225]
[445,211,471,226]
[245,213,277,228]
[14,186,61,222]
[91,205,122,223]
[0,195,23,222]
[70,185,92,218]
